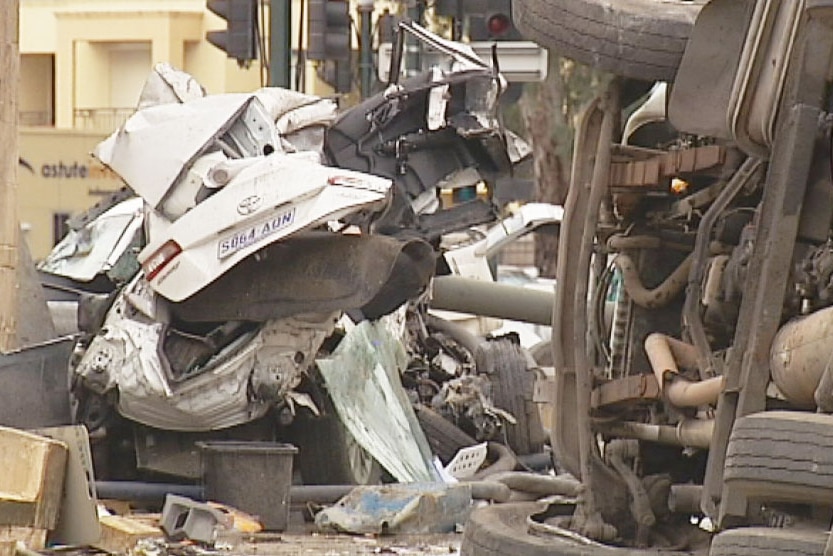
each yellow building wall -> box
[19,54,52,124]
[18,128,124,260]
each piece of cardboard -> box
[34,425,101,545]
[0,427,67,529]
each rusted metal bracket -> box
[609,145,726,189]
[591,374,661,410]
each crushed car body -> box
[41,22,545,484]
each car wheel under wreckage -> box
[511,0,705,82]
[414,404,479,464]
[477,339,547,456]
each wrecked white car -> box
[48,22,540,484]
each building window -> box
[19,54,55,126]
[53,212,70,246]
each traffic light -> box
[308,0,352,61]
[206,0,258,65]
[468,0,521,41]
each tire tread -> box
[512,0,703,81]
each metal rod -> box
[95,482,356,505]
[598,419,714,449]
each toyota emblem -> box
[237,195,262,215]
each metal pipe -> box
[598,419,714,449]
[516,450,555,472]
[482,471,581,497]
[467,480,511,502]
[470,441,518,480]
[668,484,704,514]
[430,275,553,326]
[663,335,699,370]
[645,333,724,407]
[96,482,356,505]
[613,253,693,309]
[665,377,724,408]
[96,481,203,502]
[425,314,484,357]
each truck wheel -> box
[724,411,833,506]
[477,339,546,455]
[512,0,704,81]
[709,527,827,556]
[462,501,699,555]
[295,414,382,485]
[414,404,479,465]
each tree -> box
[518,56,605,277]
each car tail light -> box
[142,240,182,281]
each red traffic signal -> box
[467,0,521,41]
[486,13,511,36]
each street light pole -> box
[0,0,19,352]
[270,0,291,88]
[358,0,373,98]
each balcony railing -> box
[73,107,134,133]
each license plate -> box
[217,207,296,259]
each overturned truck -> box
[464,0,833,553]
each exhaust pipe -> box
[644,333,724,408]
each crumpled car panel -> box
[168,231,436,323]
[138,153,392,302]
[73,275,337,431]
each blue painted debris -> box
[314,482,472,535]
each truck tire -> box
[477,339,546,455]
[512,0,704,82]
[709,527,827,556]
[724,411,833,506]
[462,502,694,555]
[414,404,479,465]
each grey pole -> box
[358,0,374,98]
[430,275,554,326]
[270,0,292,88]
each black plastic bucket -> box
[198,441,298,531]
